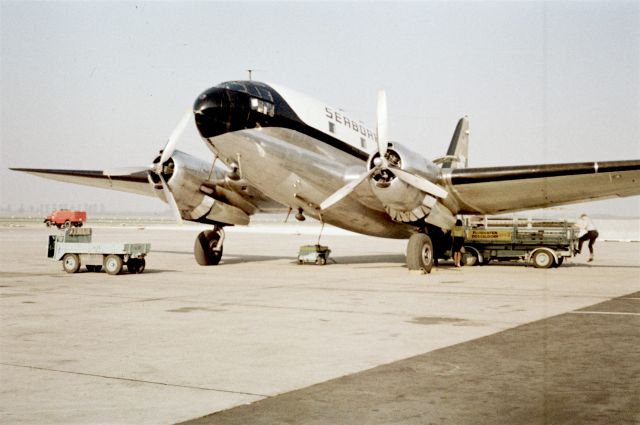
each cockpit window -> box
[218,81,274,103]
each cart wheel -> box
[63,220,72,229]
[104,255,123,275]
[62,253,80,273]
[127,258,146,274]
[86,265,102,272]
[135,259,146,273]
[462,252,478,266]
[316,256,326,265]
[532,250,553,269]
[45,221,51,227]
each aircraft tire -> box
[407,233,434,273]
[194,230,223,266]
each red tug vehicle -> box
[44,210,87,229]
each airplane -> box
[11,80,640,272]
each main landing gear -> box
[194,226,225,266]
[406,232,435,273]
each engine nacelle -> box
[149,150,250,225]
[367,142,442,223]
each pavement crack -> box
[0,362,267,397]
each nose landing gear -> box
[194,226,225,265]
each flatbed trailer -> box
[48,228,150,275]
[459,217,578,268]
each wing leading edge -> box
[446,160,640,215]
[9,168,155,198]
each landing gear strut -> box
[406,232,434,273]
[194,226,225,265]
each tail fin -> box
[434,116,469,169]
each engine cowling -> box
[367,142,442,223]
[149,150,250,225]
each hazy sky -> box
[1,1,639,217]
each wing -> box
[446,160,640,214]
[9,168,155,197]
[10,166,287,219]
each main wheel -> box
[532,250,553,269]
[62,253,80,273]
[127,258,146,274]
[194,230,223,265]
[406,233,434,273]
[104,254,123,275]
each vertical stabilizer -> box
[438,116,469,169]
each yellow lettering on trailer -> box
[468,229,513,241]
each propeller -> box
[376,90,388,162]
[160,109,192,165]
[158,173,183,224]
[103,109,193,224]
[320,91,448,211]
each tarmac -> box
[0,223,639,424]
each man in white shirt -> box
[576,213,599,262]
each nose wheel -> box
[194,226,225,265]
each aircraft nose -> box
[193,87,233,139]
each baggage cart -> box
[458,217,578,268]
[297,245,331,265]
[48,228,150,275]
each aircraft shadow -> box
[469,261,640,269]
[329,254,406,265]
[149,250,640,269]
[153,250,405,266]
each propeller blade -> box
[391,167,448,199]
[158,173,183,225]
[102,167,150,177]
[320,169,376,210]
[160,109,192,165]
[376,90,388,159]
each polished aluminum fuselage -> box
[205,126,414,238]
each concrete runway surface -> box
[0,224,638,424]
